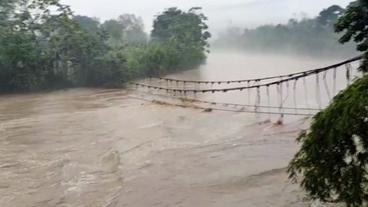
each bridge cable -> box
[149,55,362,85]
[132,89,321,111]
[128,95,316,116]
[323,71,331,101]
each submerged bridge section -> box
[131,56,364,118]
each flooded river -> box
[0,51,349,207]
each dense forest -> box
[0,1,211,93]
[213,5,356,57]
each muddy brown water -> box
[0,51,352,207]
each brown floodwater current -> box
[0,51,353,207]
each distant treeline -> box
[0,1,210,93]
[213,5,356,57]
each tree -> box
[0,0,74,91]
[74,15,101,35]
[288,1,368,206]
[317,5,345,26]
[0,2,211,92]
[0,0,14,26]
[102,19,125,47]
[118,14,147,44]
[0,0,115,91]
[101,14,147,47]
[335,0,368,72]
[151,7,211,46]
[288,75,368,206]
[151,7,211,68]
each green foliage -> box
[151,7,211,68]
[0,0,76,91]
[86,49,130,87]
[214,5,355,57]
[101,14,147,47]
[0,1,210,93]
[318,5,345,26]
[121,7,211,80]
[335,0,368,72]
[125,43,180,77]
[73,15,101,36]
[101,19,125,47]
[118,14,147,45]
[288,75,368,206]
[0,29,43,91]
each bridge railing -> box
[130,55,364,117]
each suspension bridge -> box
[130,55,364,118]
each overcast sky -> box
[60,0,352,33]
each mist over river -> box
[0,51,351,207]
